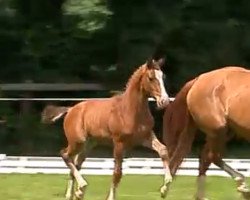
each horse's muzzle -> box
[156,96,170,109]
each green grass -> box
[0,174,249,200]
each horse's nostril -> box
[160,98,169,108]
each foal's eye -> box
[148,77,154,81]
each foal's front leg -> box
[143,132,172,198]
[106,142,124,200]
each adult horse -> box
[41,58,172,200]
[163,66,250,200]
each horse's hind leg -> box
[65,166,75,200]
[212,152,250,199]
[61,144,88,200]
[198,132,250,200]
[72,151,87,200]
[142,131,172,198]
[196,143,212,200]
[215,159,250,200]
[106,141,124,200]
[73,139,97,200]
[64,151,86,200]
[64,151,88,200]
[196,127,228,200]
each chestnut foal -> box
[42,58,172,200]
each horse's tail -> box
[163,78,198,176]
[169,114,197,176]
[41,105,70,124]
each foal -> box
[42,58,172,200]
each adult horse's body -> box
[42,58,172,200]
[163,66,250,200]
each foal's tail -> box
[41,105,70,124]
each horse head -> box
[141,57,170,109]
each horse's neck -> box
[122,86,149,115]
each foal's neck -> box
[122,65,150,114]
[123,82,149,113]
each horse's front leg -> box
[143,132,172,198]
[106,141,124,200]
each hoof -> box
[106,196,115,200]
[241,191,250,200]
[106,191,115,200]
[237,184,250,193]
[75,185,87,200]
[75,190,83,199]
[65,191,74,200]
[160,176,172,198]
[160,185,169,198]
[65,195,73,200]
[195,197,209,200]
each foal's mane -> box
[109,65,146,99]
[125,64,146,91]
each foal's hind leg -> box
[106,141,124,200]
[65,163,75,200]
[64,152,87,200]
[73,140,97,200]
[65,151,87,200]
[65,152,87,200]
[61,144,88,200]
[142,131,172,198]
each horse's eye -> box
[163,74,166,80]
[148,77,154,81]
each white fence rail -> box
[0,154,249,177]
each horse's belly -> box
[88,126,112,139]
[230,125,250,141]
[228,95,250,141]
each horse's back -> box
[187,66,250,139]
[63,97,119,141]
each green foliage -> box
[1,0,250,86]
[63,0,112,33]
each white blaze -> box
[154,70,169,100]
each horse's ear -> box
[157,57,166,68]
[146,57,155,69]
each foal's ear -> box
[157,57,166,68]
[146,57,155,69]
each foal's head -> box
[141,58,170,108]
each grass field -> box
[0,174,249,200]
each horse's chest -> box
[123,119,154,136]
[110,106,154,135]
[137,124,149,133]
